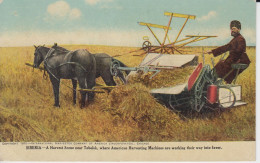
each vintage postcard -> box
[0,0,256,161]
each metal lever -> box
[149,69,161,79]
[211,58,215,67]
[202,47,205,65]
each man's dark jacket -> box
[212,33,251,83]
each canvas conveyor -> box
[112,53,198,80]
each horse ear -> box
[34,45,37,49]
[43,44,45,47]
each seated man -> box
[207,20,251,84]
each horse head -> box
[33,45,45,68]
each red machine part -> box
[207,85,218,104]
[187,63,203,91]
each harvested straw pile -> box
[0,106,46,141]
[106,83,182,139]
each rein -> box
[43,69,48,80]
[43,49,88,72]
[40,47,56,80]
[38,48,88,92]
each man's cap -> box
[230,20,241,29]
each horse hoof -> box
[54,104,60,107]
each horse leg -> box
[101,73,116,86]
[78,77,88,108]
[71,79,77,105]
[49,76,60,107]
[86,72,96,102]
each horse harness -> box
[35,47,93,92]
[41,48,89,81]
[45,48,88,70]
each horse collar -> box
[44,48,55,61]
[44,48,55,69]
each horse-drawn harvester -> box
[26,11,247,112]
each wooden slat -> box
[186,35,217,37]
[94,86,116,89]
[164,12,196,19]
[25,62,45,70]
[78,88,106,93]
[138,22,172,30]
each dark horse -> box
[51,44,130,86]
[33,45,96,108]
[93,53,130,85]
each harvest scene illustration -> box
[0,0,256,142]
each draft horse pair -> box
[33,44,129,108]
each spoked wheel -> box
[117,71,128,85]
[168,95,184,113]
[218,86,236,109]
[110,59,127,85]
[110,60,120,77]
[142,41,152,52]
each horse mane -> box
[51,43,70,54]
[37,45,50,53]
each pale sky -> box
[0,0,256,47]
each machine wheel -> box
[110,59,127,85]
[217,86,236,109]
[142,41,152,52]
[168,95,182,113]
[110,60,120,77]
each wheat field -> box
[0,45,255,142]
